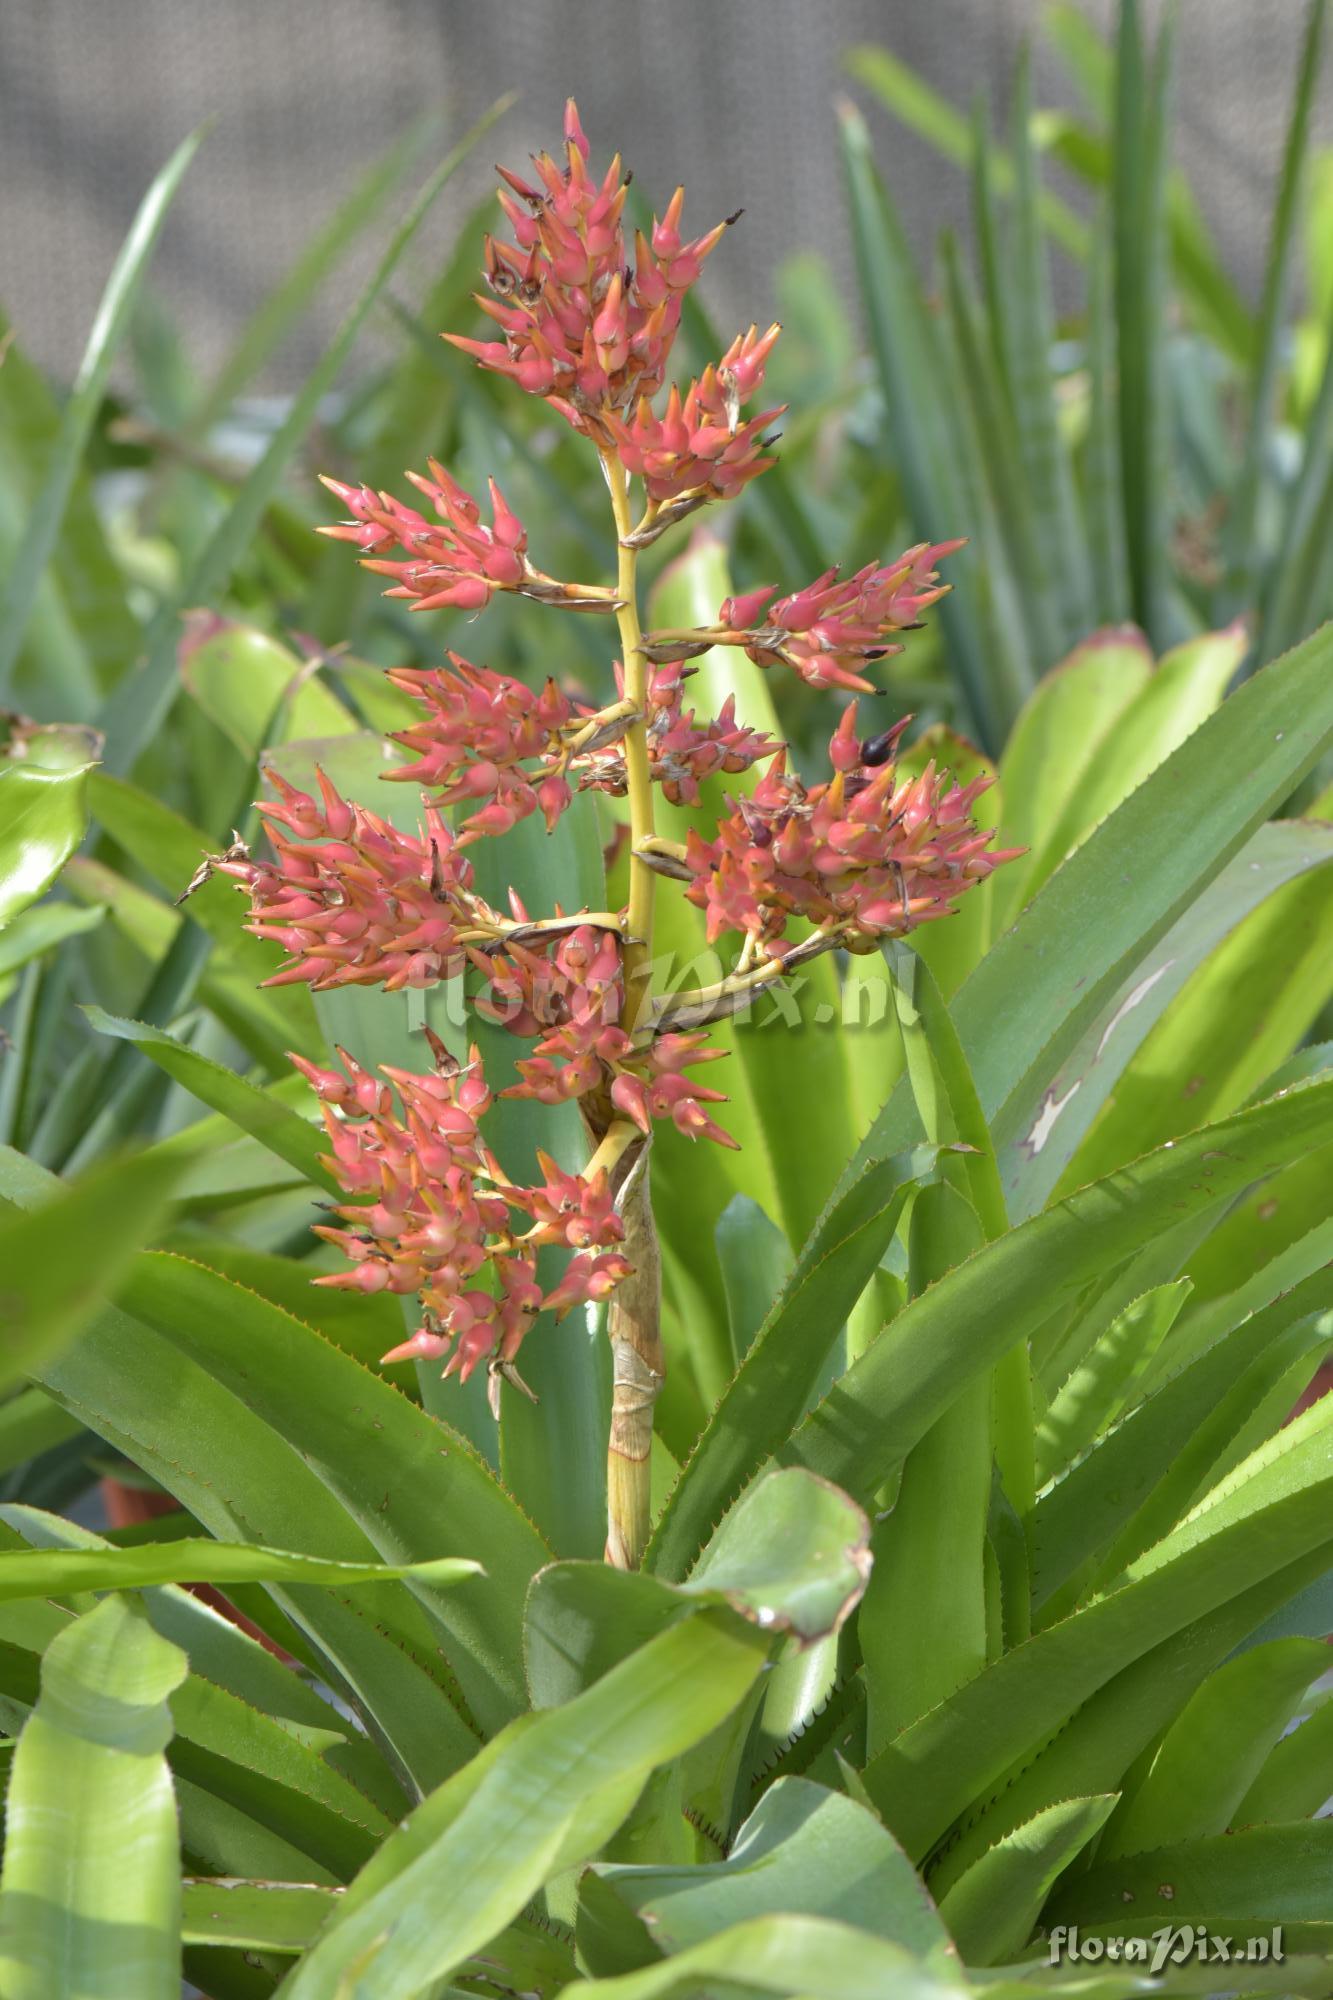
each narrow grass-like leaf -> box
[1085,226,1132,625]
[189,114,441,435]
[845,45,1088,256]
[1226,0,1328,613]
[82,1006,334,1189]
[839,100,1016,748]
[1113,0,1174,644]
[0,129,204,704]
[1261,306,1333,660]
[1006,48,1093,651]
[99,99,511,776]
[939,230,1060,678]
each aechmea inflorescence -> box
[201,100,1016,1561]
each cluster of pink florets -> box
[219,767,474,992]
[209,102,1018,1392]
[295,1041,629,1384]
[477,922,736,1148]
[684,705,1020,953]
[446,99,782,504]
[380,652,776,840]
[712,544,963,692]
[580,659,777,807]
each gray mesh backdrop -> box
[0,2,1325,391]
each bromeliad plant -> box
[3,77,1333,2000]
[207,101,1013,1567]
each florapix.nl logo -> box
[1047,1925,1285,1974]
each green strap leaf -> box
[555,1912,952,2000]
[783,1080,1333,1510]
[861,1183,991,1752]
[1025,624,1249,896]
[180,622,356,756]
[1100,1638,1328,1857]
[0,901,104,982]
[1061,823,1333,1190]
[22,1290,485,1796]
[993,628,1152,933]
[1047,1820,1333,1938]
[1031,1263,1333,1612]
[847,621,1333,1229]
[0,1595,189,2000]
[646,1144,942,1581]
[590,1777,950,1960]
[926,1551,1333,1905]
[279,1609,770,2000]
[0,1536,479,1604]
[0,1388,84,1476]
[937,1794,1119,1965]
[527,1470,872,1712]
[0,1145,178,1391]
[112,1251,550,1738]
[1035,1281,1191,1484]
[1235,1693,1333,1826]
[181,1877,340,1955]
[0,745,98,929]
[864,1398,1333,1859]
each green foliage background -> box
[0,5,1331,1994]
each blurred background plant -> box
[1,3,1332,1994]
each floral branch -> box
[206,98,1019,1568]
